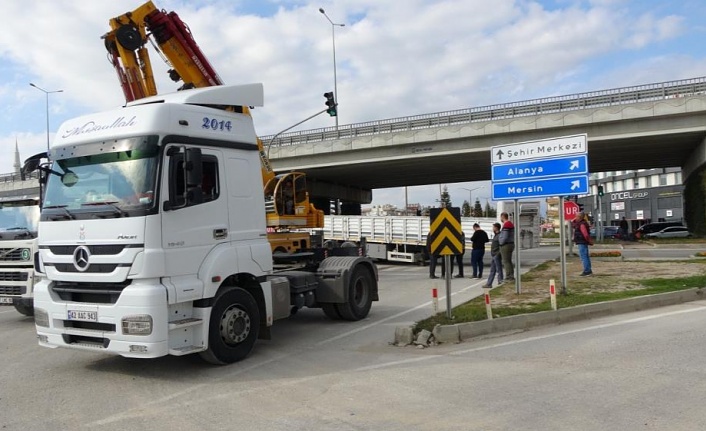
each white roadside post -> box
[550,278,557,310]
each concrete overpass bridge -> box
[263,76,706,224]
[4,77,706,231]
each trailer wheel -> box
[335,265,374,321]
[321,303,342,320]
[200,286,260,365]
[13,302,34,317]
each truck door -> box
[161,145,229,302]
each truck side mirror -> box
[185,148,202,188]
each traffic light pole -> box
[266,108,329,157]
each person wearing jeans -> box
[484,222,504,288]
[572,211,593,276]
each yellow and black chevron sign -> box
[429,207,463,255]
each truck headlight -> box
[122,315,153,335]
[35,308,50,328]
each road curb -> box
[403,288,705,345]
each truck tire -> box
[13,301,34,317]
[200,286,260,365]
[321,303,342,320]
[335,265,374,321]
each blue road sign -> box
[492,175,589,200]
[492,155,588,182]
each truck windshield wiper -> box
[81,201,128,217]
[43,205,76,220]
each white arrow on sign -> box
[570,160,579,170]
[570,180,581,190]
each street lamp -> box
[30,83,63,154]
[459,186,482,216]
[319,7,344,130]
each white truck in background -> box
[0,195,40,316]
[321,209,541,264]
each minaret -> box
[13,138,21,175]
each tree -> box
[462,200,471,217]
[439,185,452,208]
[485,202,497,218]
[472,199,483,217]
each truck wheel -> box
[335,265,374,321]
[13,302,34,317]
[200,286,260,365]
[321,303,342,320]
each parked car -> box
[590,226,622,239]
[644,226,692,239]
[634,222,684,239]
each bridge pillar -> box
[340,202,362,215]
[683,138,706,236]
[684,165,706,236]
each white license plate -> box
[68,310,98,322]
[0,297,13,304]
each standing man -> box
[484,222,504,288]
[453,231,466,278]
[573,211,593,276]
[470,223,489,279]
[498,212,515,281]
[619,216,629,240]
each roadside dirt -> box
[492,254,706,307]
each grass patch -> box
[413,268,706,334]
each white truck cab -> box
[32,85,377,364]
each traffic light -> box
[323,92,337,117]
[597,185,604,197]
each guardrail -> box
[261,76,706,148]
[0,171,38,183]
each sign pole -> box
[559,197,567,294]
[514,199,521,294]
[444,255,452,318]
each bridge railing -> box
[261,76,706,148]
[0,171,39,183]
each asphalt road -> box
[2,251,706,430]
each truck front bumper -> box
[34,279,170,358]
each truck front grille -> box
[64,321,116,332]
[0,286,25,295]
[53,263,121,274]
[0,272,28,281]
[62,334,110,348]
[47,245,134,255]
[0,248,29,262]
[52,281,129,304]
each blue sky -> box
[2,0,705,208]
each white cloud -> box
[0,0,699,204]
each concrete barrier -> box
[448,288,704,342]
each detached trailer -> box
[321,216,497,264]
[322,206,542,264]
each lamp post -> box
[30,83,63,154]
[459,187,482,216]
[319,7,344,130]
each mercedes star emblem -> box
[73,246,91,272]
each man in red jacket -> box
[572,211,593,276]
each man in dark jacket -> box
[470,223,489,279]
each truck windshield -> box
[43,136,160,219]
[0,201,40,239]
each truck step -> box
[169,345,205,356]
[168,317,202,331]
